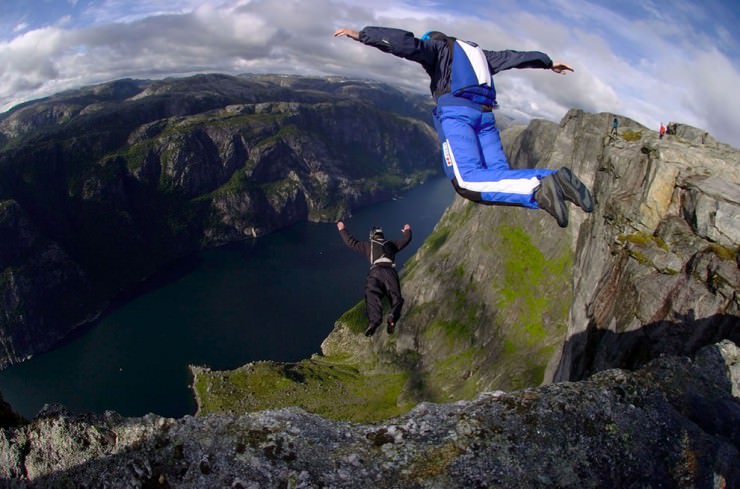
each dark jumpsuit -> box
[339,227,412,328]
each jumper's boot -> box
[386,314,397,334]
[365,323,380,337]
[554,167,594,212]
[535,175,568,227]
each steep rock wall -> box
[552,110,739,381]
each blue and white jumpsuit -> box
[358,26,556,208]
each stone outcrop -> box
[551,112,739,382]
[1,340,738,488]
[0,201,99,366]
[0,74,440,370]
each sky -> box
[1,0,739,148]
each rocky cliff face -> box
[1,341,738,488]
[0,74,440,369]
[192,110,738,438]
[307,109,738,405]
[551,111,739,382]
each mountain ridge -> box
[0,74,441,370]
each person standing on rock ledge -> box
[334,26,594,227]
[337,221,412,337]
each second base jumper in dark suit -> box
[337,221,412,336]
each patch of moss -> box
[203,165,255,198]
[706,243,737,261]
[255,124,300,148]
[618,232,668,251]
[427,348,480,400]
[495,225,571,346]
[624,250,650,265]
[117,141,156,172]
[261,177,300,199]
[404,443,464,482]
[424,226,450,253]
[193,356,414,422]
[622,130,642,142]
[336,301,368,335]
[496,343,555,389]
[375,174,405,188]
[427,319,471,343]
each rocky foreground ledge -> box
[1,340,738,488]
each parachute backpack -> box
[369,226,395,268]
[421,30,498,108]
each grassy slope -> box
[192,199,573,423]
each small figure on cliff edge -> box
[333,26,593,228]
[337,221,412,337]
[611,117,619,137]
[659,122,666,139]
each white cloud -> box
[13,22,29,33]
[0,0,738,148]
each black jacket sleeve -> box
[392,229,412,252]
[339,229,370,256]
[359,26,441,70]
[358,26,451,96]
[484,49,552,74]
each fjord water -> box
[0,177,453,419]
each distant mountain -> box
[0,74,441,369]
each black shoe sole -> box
[555,167,593,212]
[365,325,379,337]
[535,175,568,227]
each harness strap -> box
[370,238,395,267]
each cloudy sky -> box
[2,0,739,147]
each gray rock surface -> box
[551,112,740,382]
[1,340,738,488]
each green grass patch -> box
[495,225,570,346]
[622,130,642,141]
[427,348,479,400]
[193,356,414,422]
[337,301,367,334]
[492,341,556,391]
[424,226,450,253]
[706,243,737,261]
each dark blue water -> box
[0,177,453,418]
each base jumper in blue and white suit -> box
[333,27,593,227]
